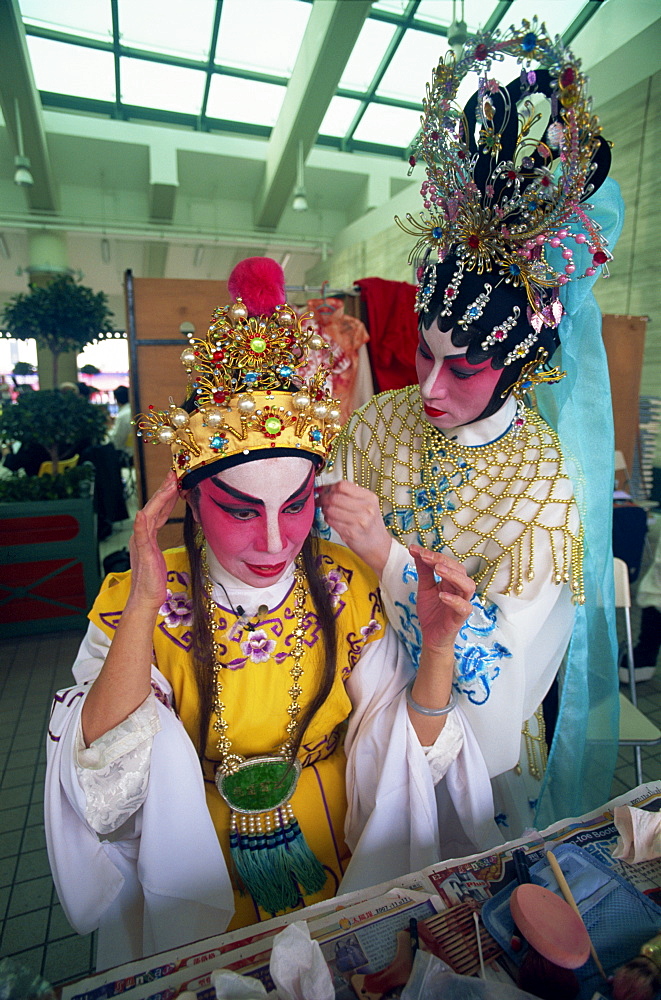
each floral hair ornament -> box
[481,305,520,350]
[134,257,342,488]
[398,17,613,326]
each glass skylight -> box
[117,0,216,61]
[19,0,112,42]
[377,28,446,103]
[25,35,116,102]
[206,75,287,127]
[504,0,586,41]
[352,104,422,147]
[339,19,397,93]
[120,58,207,115]
[215,0,310,77]
[18,0,599,156]
[319,97,363,139]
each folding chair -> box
[614,556,661,785]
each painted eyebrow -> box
[418,328,466,361]
[210,466,315,507]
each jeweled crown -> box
[135,258,341,486]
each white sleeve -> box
[379,521,576,778]
[45,624,234,957]
[339,625,501,895]
[74,693,160,836]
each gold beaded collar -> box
[334,386,584,603]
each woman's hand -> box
[127,470,180,612]
[406,546,474,744]
[410,544,474,652]
[316,481,393,576]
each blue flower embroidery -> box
[458,595,498,640]
[454,641,512,704]
[393,598,422,665]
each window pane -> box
[120,58,206,115]
[117,0,216,60]
[352,104,421,147]
[504,0,587,41]
[207,75,287,127]
[216,0,310,77]
[319,97,362,138]
[20,0,112,42]
[414,1,501,33]
[376,28,444,102]
[26,36,116,102]
[339,19,396,92]
[371,0,409,16]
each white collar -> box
[205,546,296,617]
[433,395,517,447]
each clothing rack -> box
[285,284,360,297]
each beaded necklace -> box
[335,386,584,603]
[202,547,327,914]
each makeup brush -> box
[545,850,608,981]
[509,848,588,1000]
[612,934,661,1000]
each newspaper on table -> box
[60,780,661,1000]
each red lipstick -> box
[246,561,286,578]
[423,403,447,417]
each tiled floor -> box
[0,506,659,990]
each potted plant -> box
[2,274,114,388]
[0,390,108,636]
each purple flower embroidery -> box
[324,569,348,606]
[240,628,276,663]
[159,589,193,628]
[361,619,381,639]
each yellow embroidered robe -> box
[90,539,385,928]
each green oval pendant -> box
[250,337,267,353]
[216,756,301,813]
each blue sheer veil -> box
[535,176,625,826]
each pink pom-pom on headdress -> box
[228,257,286,317]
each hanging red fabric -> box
[356,277,419,392]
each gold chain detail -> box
[334,386,584,603]
[521,706,548,780]
[203,548,309,771]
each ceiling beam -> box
[0,0,58,211]
[254,0,372,230]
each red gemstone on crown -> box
[495,330,505,340]
[560,67,576,88]
[213,390,227,404]
[475,44,488,60]
[592,250,608,265]
[468,234,480,248]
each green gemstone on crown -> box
[265,417,282,435]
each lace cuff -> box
[422,711,464,785]
[75,692,161,836]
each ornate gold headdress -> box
[135,258,342,487]
[398,17,613,320]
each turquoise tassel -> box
[229,806,327,915]
[281,807,327,895]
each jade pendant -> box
[216,756,301,814]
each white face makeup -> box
[415,322,503,430]
[193,456,316,587]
